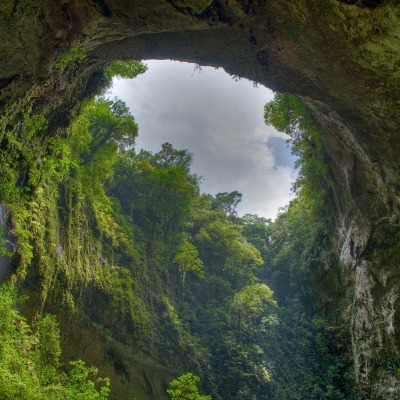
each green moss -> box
[55,45,87,70]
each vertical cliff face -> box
[0,206,14,281]
[0,1,400,398]
[308,99,400,398]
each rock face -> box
[1,0,400,398]
[0,205,14,282]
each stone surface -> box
[0,205,14,282]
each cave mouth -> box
[108,59,296,219]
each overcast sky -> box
[110,60,296,219]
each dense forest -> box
[0,61,364,399]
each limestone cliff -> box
[0,1,399,398]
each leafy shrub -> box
[167,373,211,400]
[0,284,110,399]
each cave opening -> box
[108,59,296,218]
[1,1,399,397]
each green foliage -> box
[0,91,143,306]
[264,93,332,212]
[213,191,242,216]
[64,360,110,399]
[103,60,148,83]
[0,226,12,258]
[195,218,263,278]
[104,267,148,324]
[232,283,277,325]
[262,299,363,400]
[105,139,276,391]
[55,45,86,70]
[0,69,363,400]
[46,97,142,304]
[239,214,272,260]
[0,102,48,205]
[174,240,204,279]
[167,373,211,400]
[264,92,308,137]
[34,314,62,384]
[82,98,138,159]
[149,142,194,172]
[261,95,345,400]
[0,89,52,274]
[94,60,148,96]
[0,284,110,399]
[109,144,200,237]
[174,239,204,297]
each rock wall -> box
[309,99,400,399]
[1,1,400,398]
[0,205,14,282]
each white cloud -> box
[110,60,296,219]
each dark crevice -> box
[106,348,130,380]
[90,0,113,17]
[83,70,106,98]
[236,0,268,15]
[166,0,232,25]
[12,0,20,15]
[0,76,17,90]
[256,50,268,67]
[142,371,155,400]
[202,1,232,24]
[249,31,258,45]
[338,0,381,8]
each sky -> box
[110,60,296,219]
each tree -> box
[103,60,148,83]
[151,142,193,171]
[231,283,277,336]
[95,60,148,94]
[240,214,272,260]
[0,284,110,399]
[137,142,200,188]
[167,373,211,400]
[264,93,331,202]
[214,191,242,216]
[264,92,309,140]
[109,144,200,235]
[174,239,204,298]
[195,219,263,281]
[83,98,138,163]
